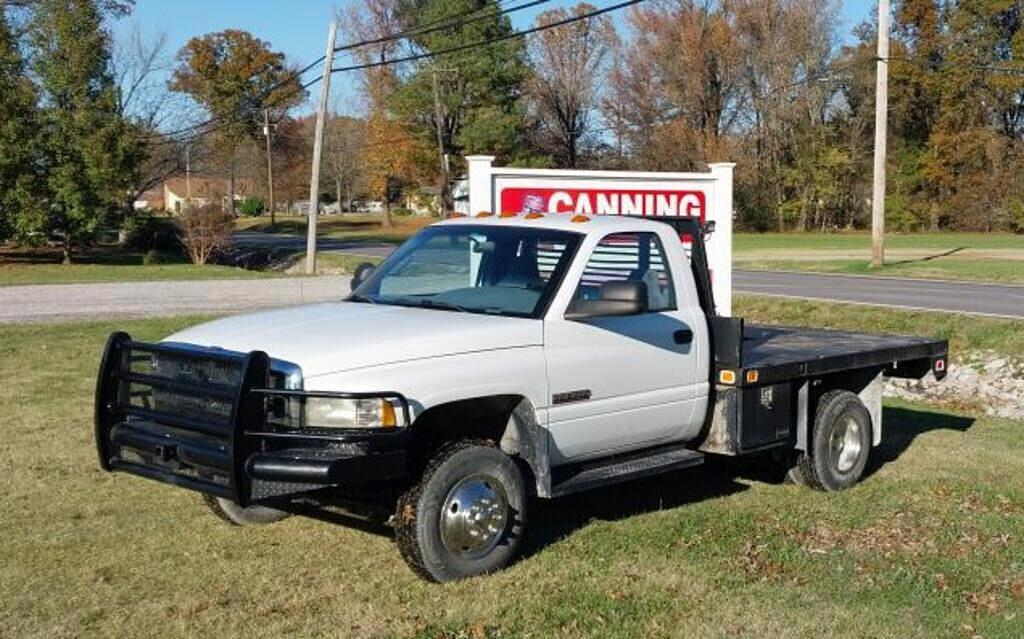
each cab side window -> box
[574,232,676,312]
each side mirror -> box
[565,280,649,321]
[350,262,376,291]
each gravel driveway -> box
[0,276,350,324]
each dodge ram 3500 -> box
[95,213,948,582]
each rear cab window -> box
[574,232,677,312]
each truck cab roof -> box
[436,212,681,237]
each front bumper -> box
[95,333,411,506]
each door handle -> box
[674,329,694,345]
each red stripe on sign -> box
[499,188,706,221]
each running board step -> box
[551,444,704,498]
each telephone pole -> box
[185,144,192,208]
[306,21,338,275]
[431,66,453,214]
[871,0,890,268]
[263,108,276,227]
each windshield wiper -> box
[346,293,377,304]
[413,298,469,313]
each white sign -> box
[465,156,735,315]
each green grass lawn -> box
[0,244,289,287]
[734,231,1024,284]
[734,231,1024,252]
[0,261,280,286]
[2,310,1022,638]
[282,251,383,275]
[734,295,1024,360]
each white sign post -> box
[465,156,736,315]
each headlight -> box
[303,397,402,430]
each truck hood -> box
[163,302,543,378]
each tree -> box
[527,3,617,168]
[113,24,190,216]
[390,0,533,168]
[606,0,744,171]
[272,115,313,211]
[364,111,419,227]
[170,30,303,214]
[30,0,143,263]
[177,203,233,264]
[324,115,367,210]
[342,0,430,226]
[0,7,43,244]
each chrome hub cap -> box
[439,475,509,559]
[830,416,863,473]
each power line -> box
[334,0,553,55]
[331,0,645,74]
[149,0,552,145]
[884,55,1024,75]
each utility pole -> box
[306,21,338,275]
[871,0,889,268]
[263,108,276,227]
[185,144,192,208]
[431,66,453,214]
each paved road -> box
[232,231,395,259]
[0,276,349,324]
[734,270,1024,319]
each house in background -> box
[133,187,165,211]
[131,176,256,213]
[164,177,254,213]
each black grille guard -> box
[94,332,411,506]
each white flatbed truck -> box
[95,213,948,581]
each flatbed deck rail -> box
[719,325,949,387]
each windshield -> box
[350,224,582,318]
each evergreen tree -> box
[391,0,532,166]
[0,7,43,243]
[30,0,141,263]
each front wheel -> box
[394,440,527,582]
[202,495,292,526]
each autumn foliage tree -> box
[170,30,303,214]
[343,0,426,227]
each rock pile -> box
[885,352,1024,421]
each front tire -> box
[789,390,873,491]
[394,440,527,582]
[202,495,291,526]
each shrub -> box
[177,204,234,265]
[1008,200,1024,234]
[142,249,176,265]
[392,207,414,217]
[123,215,180,252]
[239,197,265,217]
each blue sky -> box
[112,0,874,119]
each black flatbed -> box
[726,325,948,386]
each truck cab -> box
[95,213,947,582]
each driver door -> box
[543,231,705,464]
